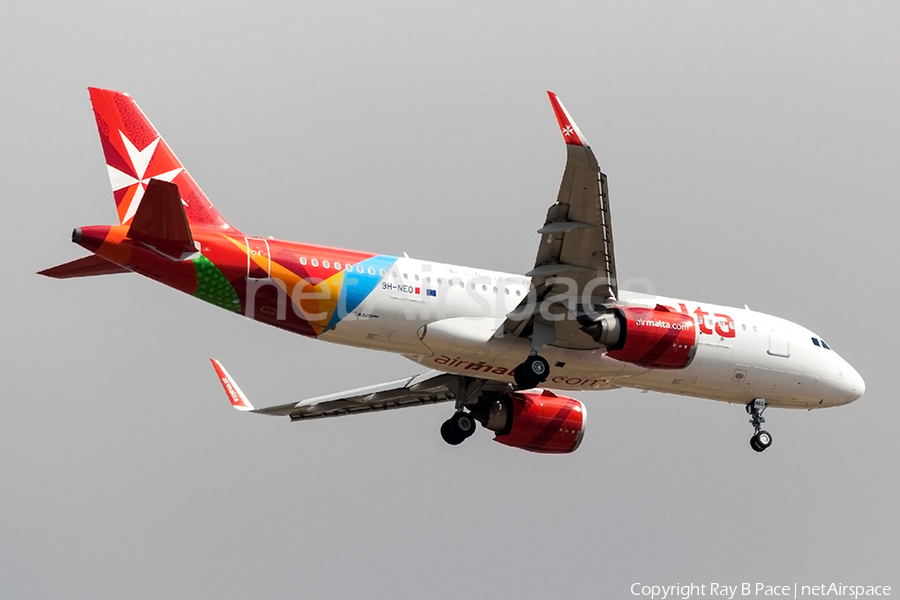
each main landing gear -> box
[513,354,550,390]
[746,398,773,452]
[440,411,477,446]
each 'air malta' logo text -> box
[661,303,736,338]
[221,377,245,407]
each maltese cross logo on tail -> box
[107,131,184,224]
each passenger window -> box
[299,257,307,266]
[368,267,375,275]
[323,260,330,269]
[334,262,341,270]
[311,258,319,267]
[357,265,364,274]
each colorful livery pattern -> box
[41,88,866,455]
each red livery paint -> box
[607,307,697,369]
[493,390,586,454]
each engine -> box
[472,390,587,454]
[579,305,697,369]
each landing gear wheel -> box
[451,411,477,439]
[440,419,464,445]
[750,430,772,452]
[440,412,477,446]
[514,355,550,389]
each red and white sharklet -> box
[547,91,588,147]
[211,359,255,411]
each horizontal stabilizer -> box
[127,179,196,255]
[38,254,130,279]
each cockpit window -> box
[811,337,832,350]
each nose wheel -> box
[746,398,772,452]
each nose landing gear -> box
[746,398,772,452]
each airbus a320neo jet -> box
[40,88,865,454]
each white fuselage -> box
[319,256,865,409]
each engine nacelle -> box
[580,305,697,369]
[480,390,586,454]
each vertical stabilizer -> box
[88,87,240,234]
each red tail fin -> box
[88,87,240,234]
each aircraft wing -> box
[210,359,508,421]
[503,92,617,349]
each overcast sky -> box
[1,1,898,598]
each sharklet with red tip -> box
[547,91,589,147]
[211,359,256,411]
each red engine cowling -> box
[488,390,586,454]
[582,305,697,369]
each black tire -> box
[750,436,763,452]
[750,430,772,453]
[514,355,550,389]
[451,412,477,439]
[440,419,464,445]
[527,355,550,381]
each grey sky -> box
[2,1,898,597]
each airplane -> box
[40,87,865,454]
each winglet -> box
[210,359,255,411]
[547,91,588,147]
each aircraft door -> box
[763,315,790,358]
[245,237,271,280]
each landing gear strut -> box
[440,411,477,445]
[514,355,550,390]
[746,398,772,452]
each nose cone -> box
[835,361,865,405]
